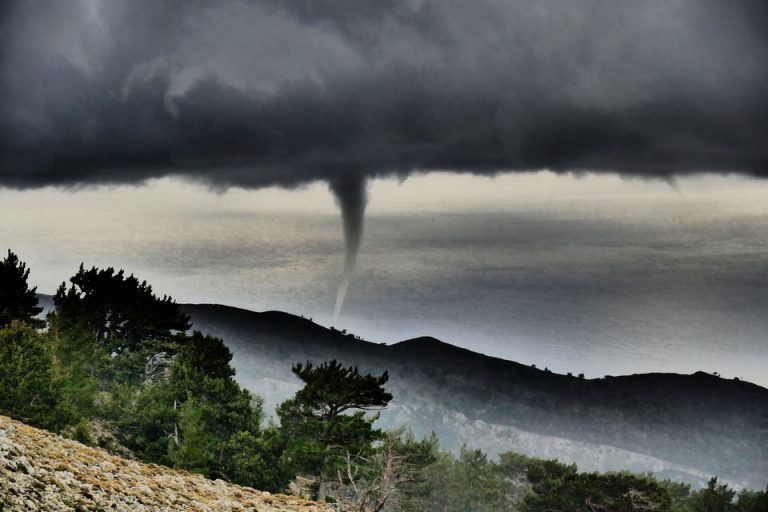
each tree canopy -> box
[287,360,392,419]
[0,250,44,328]
[52,265,190,350]
[278,360,393,500]
[0,321,61,428]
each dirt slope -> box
[0,415,330,512]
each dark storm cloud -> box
[1,0,767,190]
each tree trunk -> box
[317,476,328,503]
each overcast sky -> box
[3,0,767,189]
[1,1,767,385]
[2,172,767,386]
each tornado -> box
[330,175,367,324]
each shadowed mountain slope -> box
[181,304,768,490]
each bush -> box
[74,417,93,446]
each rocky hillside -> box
[0,415,330,512]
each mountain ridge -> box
[177,302,768,490]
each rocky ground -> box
[0,415,331,511]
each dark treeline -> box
[1,249,766,511]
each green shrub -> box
[74,417,93,446]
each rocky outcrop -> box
[0,415,330,512]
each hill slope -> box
[0,415,329,512]
[181,304,768,489]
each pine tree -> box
[51,265,190,351]
[0,321,61,428]
[689,477,736,512]
[0,250,44,328]
[277,360,393,500]
[169,397,214,474]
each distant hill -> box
[0,414,329,511]
[180,303,768,490]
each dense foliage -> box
[53,265,191,351]
[278,360,393,499]
[404,453,768,512]
[0,321,61,428]
[0,250,44,328]
[1,250,767,511]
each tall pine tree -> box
[278,360,392,500]
[52,265,190,351]
[0,250,44,328]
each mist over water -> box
[2,173,767,387]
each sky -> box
[2,172,768,387]
[1,1,767,385]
